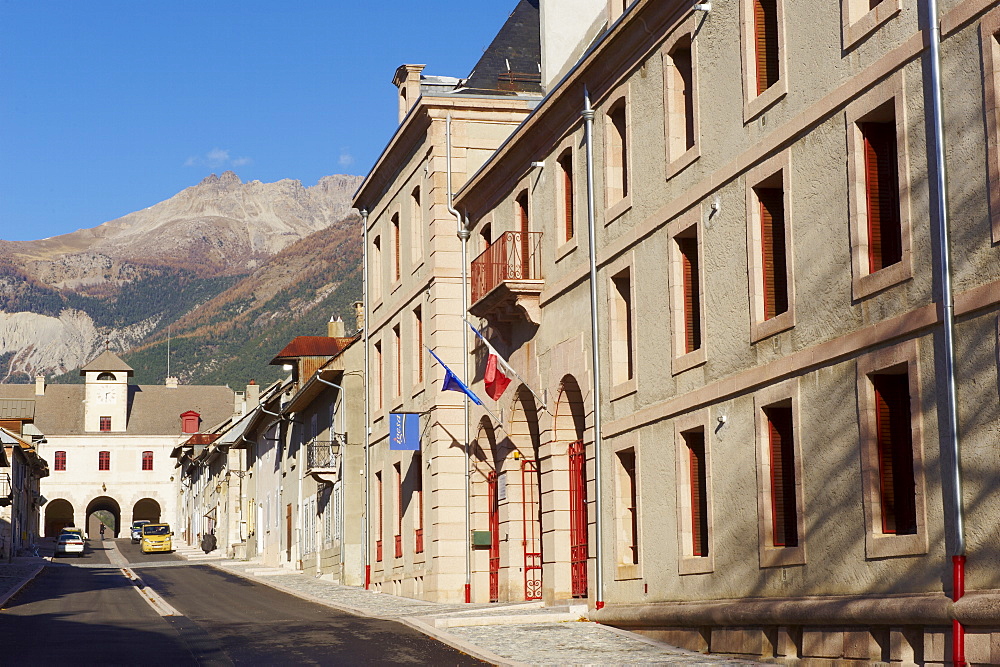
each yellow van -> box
[140,523,173,554]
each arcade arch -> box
[132,498,161,523]
[85,496,121,538]
[44,499,75,537]
[553,375,590,599]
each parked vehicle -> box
[55,533,85,557]
[140,524,173,554]
[130,520,151,544]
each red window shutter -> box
[754,0,779,95]
[393,217,400,281]
[99,451,110,471]
[766,406,798,547]
[677,236,702,353]
[416,309,424,382]
[55,451,66,471]
[873,374,917,534]
[758,188,788,320]
[861,122,902,273]
[685,432,709,557]
[376,472,384,542]
[518,194,530,277]
[673,46,696,151]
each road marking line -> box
[120,567,181,617]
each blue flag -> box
[426,347,483,406]
[389,412,421,451]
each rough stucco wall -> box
[461,0,1000,612]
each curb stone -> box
[207,561,513,666]
[0,564,45,608]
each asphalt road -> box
[2,538,484,666]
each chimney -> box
[246,380,260,407]
[327,315,346,338]
[353,301,365,333]
[166,376,179,388]
[35,375,45,396]
[393,64,425,123]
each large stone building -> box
[1,350,235,538]
[448,0,1000,663]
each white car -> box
[55,533,85,557]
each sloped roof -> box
[0,399,35,420]
[269,336,354,364]
[79,350,135,375]
[463,0,542,95]
[0,383,234,436]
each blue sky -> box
[0,1,516,241]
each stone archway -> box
[44,499,75,537]
[85,496,121,538]
[553,374,590,600]
[132,498,161,523]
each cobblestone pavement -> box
[210,557,759,666]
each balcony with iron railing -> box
[469,231,544,327]
[305,436,343,484]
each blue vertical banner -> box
[389,412,421,451]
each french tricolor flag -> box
[468,322,513,400]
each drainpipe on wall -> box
[923,1,965,664]
[360,208,372,590]
[446,113,474,604]
[582,87,605,611]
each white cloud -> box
[338,151,354,167]
[184,148,252,169]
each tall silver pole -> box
[582,87,605,610]
[923,1,965,663]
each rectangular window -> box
[99,451,110,471]
[982,15,1000,243]
[394,462,403,558]
[861,120,902,273]
[757,186,789,320]
[754,0,779,95]
[516,191,530,278]
[872,372,917,535]
[142,451,154,471]
[846,75,911,299]
[414,306,423,384]
[842,0,900,49]
[677,234,701,354]
[684,431,709,557]
[100,416,111,432]
[54,451,66,471]
[410,186,422,265]
[559,151,574,242]
[764,405,798,547]
[414,453,424,554]
[393,325,401,397]
[606,100,629,206]
[376,470,383,562]
[372,235,382,302]
[374,341,383,411]
[610,269,634,387]
[391,213,401,282]
[664,32,699,172]
[616,449,639,566]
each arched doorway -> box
[507,386,543,602]
[85,496,121,538]
[554,375,589,599]
[132,498,161,523]
[471,417,500,602]
[44,499,75,537]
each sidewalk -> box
[179,542,757,666]
[0,538,53,607]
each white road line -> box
[120,567,181,617]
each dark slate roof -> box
[463,0,541,95]
[0,383,234,436]
[269,337,354,365]
[79,350,134,375]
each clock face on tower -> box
[99,388,116,404]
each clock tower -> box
[81,349,133,433]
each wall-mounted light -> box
[694,2,711,12]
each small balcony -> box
[305,437,342,485]
[469,231,544,327]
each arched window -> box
[142,451,154,471]
[97,372,115,381]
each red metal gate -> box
[569,440,588,598]
[521,459,542,601]
[488,471,499,602]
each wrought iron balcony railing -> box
[305,437,343,471]
[470,231,543,304]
